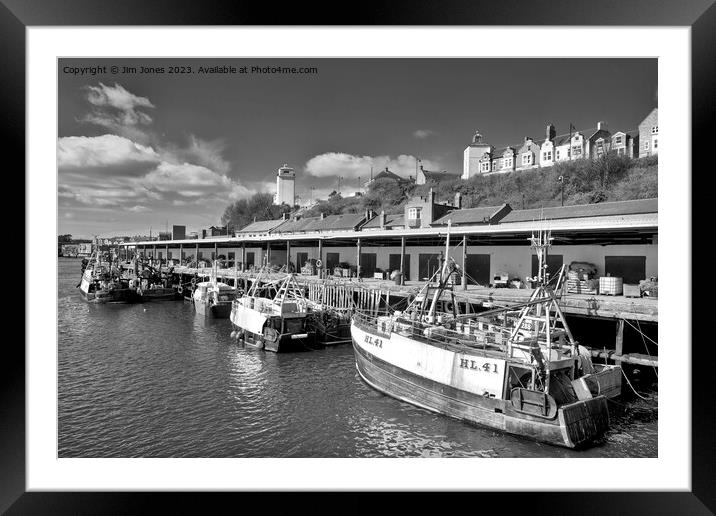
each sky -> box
[58,58,657,239]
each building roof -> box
[373,168,405,182]
[236,218,285,234]
[433,204,511,225]
[362,213,405,229]
[420,169,460,182]
[491,146,515,158]
[272,216,320,233]
[299,213,369,232]
[501,198,658,223]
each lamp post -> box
[557,175,564,206]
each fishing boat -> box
[77,250,141,304]
[192,277,236,317]
[350,221,621,449]
[230,271,316,352]
[134,263,179,301]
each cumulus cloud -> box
[413,129,435,139]
[304,152,443,180]
[58,134,159,170]
[59,82,256,220]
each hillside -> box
[303,154,658,217]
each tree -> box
[58,234,73,243]
[221,192,291,230]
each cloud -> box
[161,135,231,175]
[80,82,155,140]
[59,82,255,220]
[127,205,151,213]
[58,134,159,170]
[304,152,444,179]
[413,129,435,139]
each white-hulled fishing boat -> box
[350,221,620,449]
[230,271,316,352]
[192,277,236,318]
[78,250,141,304]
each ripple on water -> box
[57,257,657,458]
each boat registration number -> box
[459,358,500,374]
[364,335,383,348]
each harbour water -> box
[58,258,657,458]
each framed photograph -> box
[6,0,710,512]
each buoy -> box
[230,330,237,339]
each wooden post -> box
[195,243,199,268]
[318,239,323,278]
[615,319,625,357]
[400,236,406,286]
[461,235,467,290]
[179,243,183,264]
[356,238,361,279]
[166,244,169,264]
[241,242,246,272]
[286,240,291,272]
[267,241,271,267]
[214,242,218,264]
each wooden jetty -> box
[120,263,658,367]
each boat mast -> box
[427,220,451,322]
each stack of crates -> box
[566,270,598,294]
[599,276,624,296]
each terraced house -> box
[462,108,655,178]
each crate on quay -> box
[599,276,623,296]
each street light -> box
[557,175,565,206]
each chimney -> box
[454,192,462,209]
[282,212,288,220]
[597,121,607,131]
[380,210,386,229]
[546,124,556,141]
[429,187,435,205]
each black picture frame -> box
[4,0,710,513]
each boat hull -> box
[195,300,232,318]
[351,321,609,449]
[78,274,141,304]
[139,288,180,301]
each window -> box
[653,137,658,149]
[480,162,490,172]
[167,251,172,260]
[504,158,513,168]
[543,151,552,161]
[555,150,560,160]
[572,146,582,157]
[644,141,650,150]
[492,161,497,171]
[615,136,623,145]
[652,126,658,134]
[408,207,421,220]
[522,153,532,165]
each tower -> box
[462,130,493,179]
[274,163,296,206]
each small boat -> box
[192,279,236,317]
[77,250,141,304]
[230,272,316,352]
[350,221,620,449]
